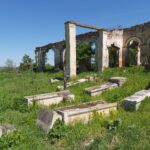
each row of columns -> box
[65,22,124,78]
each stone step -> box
[123,89,150,111]
[36,101,117,133]
[24,90,75,106]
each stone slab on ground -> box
[24,90,75,106]
[36,101,117,133]
[85,77,127,96]
[123,89,150,111]
[56,101,117,125]
[85,82,118,96]
[109,77,127,86]
[57,76,96,91]
[0,124,16,138]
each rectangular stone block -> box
[123,89,150,111]
[85,82,118,96]
[56,101,117,125]
[109,77,127,86]
[24,90,75,106]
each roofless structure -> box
[35,21,150,77]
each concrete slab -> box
[36,101,117,133]
[56,101,117,125]
[123,89,150,111]
[109,77,127,86]
[24,90,75,106]
[85,82,118,96]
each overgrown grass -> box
[0,66,150,149]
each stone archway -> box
[125,37,142,66]
[108,44,120,67]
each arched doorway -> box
[126,37,141,66]
[108,44,120,67]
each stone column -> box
[36,48,46,72]
[96,30,109,71]
[137,46,141,65]
[65,22,76,77]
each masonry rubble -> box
[123,89,150,111]
[49,78,60,83]
[57,76,97,91]
[24,90,75,106]
[85,77,127,96]
[36,100,117,133]
[0,124,16,138]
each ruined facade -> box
[35,21,150,77]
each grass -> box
[0,66,150,149]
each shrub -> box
[0,131,23,149]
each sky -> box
[0,0,150,66]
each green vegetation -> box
[19,54,34,71]
[76,42,94,72]
[0,66,150,149]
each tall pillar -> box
[96,30,109,71]
[36,48,46,72]
[65,22,76,78]
[137,46,141,65]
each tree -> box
[5,59,15,68]
[76,42,94,72]
[19,54,33,71]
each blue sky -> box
[0,0,150,66]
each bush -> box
[0,131,23,149]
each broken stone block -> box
[0,124,16,138]
[123,89,150,111]
[49,78,60,83]
[85,82,118,96]
[24,90,75,106]
[36,109,62,133]
[57,85,64,91]
[109,77,127,86]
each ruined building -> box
[35,21,150,77]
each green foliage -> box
[47,119,68,144]
[19,54,33,71]
[0,131,23,149]
[76,42,94,71]
[128,48,138,66]
[105,118,122,131]
[0,67,150,149]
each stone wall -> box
[35,21,150,74]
